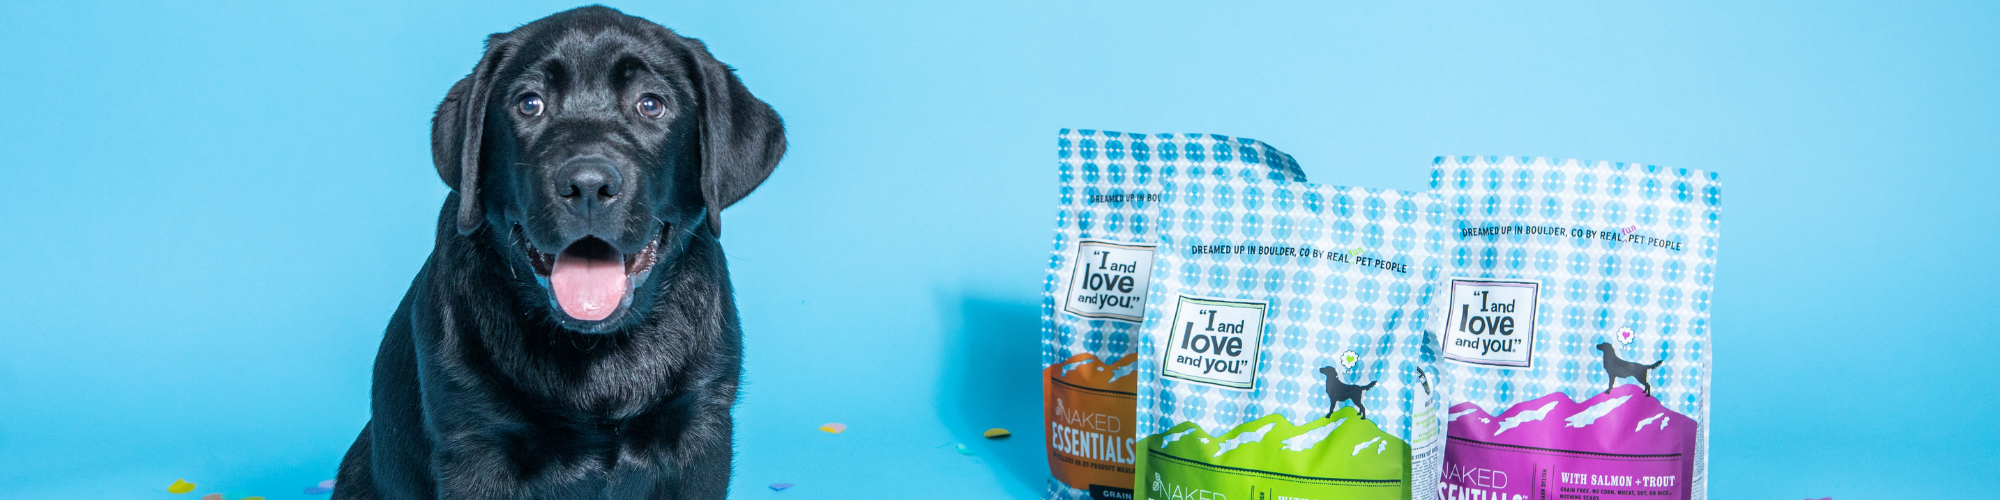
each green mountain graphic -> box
[1137,407,1411,499]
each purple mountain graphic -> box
[1447,384,1696,456]
[1443,385,1700,499]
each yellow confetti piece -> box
[982,428,1011,439]
[168,479,196,494]
[818,422,846,434]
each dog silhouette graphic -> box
[1595,342,1665,396]
[1319,366,1377,419]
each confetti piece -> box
[319,480,336,489]
[305,486,333,494]
[769,483,793,491]
[202,495,223,500]
[982,428,1011,439]
[956,443,975,455]
[168,479,196,494]
[244,497,266,500]
[817,423,846,434]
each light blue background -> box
[2,1,1995,498]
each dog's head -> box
[1318,366,1338,379]
[432,6,784,333]
[1594,342,1613,353]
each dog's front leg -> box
[649,365,739,500]
[663,414,733,499]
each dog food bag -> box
[1428,156,1720,500]
[1132,172,1444,500]
[1044,129,1308,500]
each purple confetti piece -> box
[768,483,793,491]
[319,479,336,488]
[304,486,332,494]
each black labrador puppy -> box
[333,6,783,499]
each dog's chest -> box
[487,418,676,492]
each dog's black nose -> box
[557,158,623,215]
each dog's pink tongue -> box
[550,248,626,321]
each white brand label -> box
[1440,278,1541,369]
[1062,240,1156,322]
[1160,296,1267,390]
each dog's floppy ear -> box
[686,36,786,237]
[433,34,516,236]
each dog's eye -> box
[518,94,544,117]
[636,95,664,119]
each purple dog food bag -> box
[1428,156,1720,500]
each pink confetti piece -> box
[769,483,793,491]
[201,495,223,500]
[320,479,336,488]
[305,486,333,494]
[817,422,846,434]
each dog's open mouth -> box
[516,225,663,323]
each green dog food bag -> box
[1133,172,1444,500]
[1043,129,1307,500]
[1428,156,1720,500]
